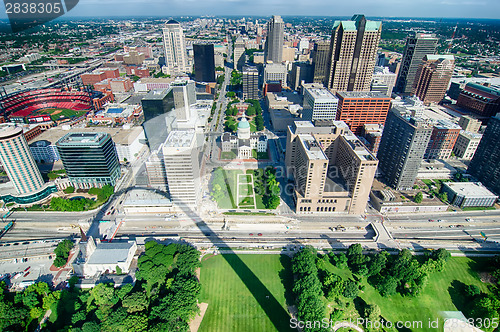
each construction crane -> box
[447,23,458,53]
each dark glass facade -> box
[56,133,120,187]
[141,89,175,151]
[193,44,216,83]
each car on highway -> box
[24,271,30,278]
[437,219,444,222]
[23,266,30,272]
[258,233,262,236]
[465,218,474,222]
[249,233,254,236]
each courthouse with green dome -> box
[221,117,268,159]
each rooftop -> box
[299,135,327,160]
[164,130,195,148]
[444,182,498,198]
[304,86,338,102]
[0,123,22,139]
[87,242,135,265]
[336,91,390,100]
[32,126,144,146]
[142,88,171,101]
[57,132,109,146]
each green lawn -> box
[39,108,87,121]
[323,257,491,331]
[199,254,294,332]
[211,169,242,209]
[240,175,252,183]
[252,150,269,160]
[238,196,255,206]
[246,169,267,209]
[462,206,496,211]
[221,150,237,160]
[238,183,253,196]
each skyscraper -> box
[172,81,196,122]
[312,41,330,83]
[325,15,382,93]
[377,108,432,190]
[141,89,175,151]
[413,54,455,105]
[468,113,500,196]
[243,66,259,100]
[162,130,201,208]
[395,33,438,94]
[162,20,189,75]
[233,36,246,71]
[56,132,120,188]
[193,44,215,83]
[0,124,44,195]
[264,15,284,63]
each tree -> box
[64,186,75,194]
[122,292,149,313]
[367,252,388,277]
[343,279,359,298]
[375,276,398,297]
[245,106,256,116]
[54,239,74,267]
[414,192,423,203]
[364,304,381,322]
[438,192,448,203]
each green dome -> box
[238,117,250,129]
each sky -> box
[1,0,500,20]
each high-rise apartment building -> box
[243,66,259,100]
[468,114,500,195]
[302,83,338,121]
[285,120,378,215]
[336,91,391,135]
[424,120,461,160]
[312,41,330,83]
[413,54,455,105]
[377,108,432,190]
[395,33,438,94]
[233,36,246,71]
[162,130,201,208]
[325,15,382,93]
[162,20,189,75]
[193,44,216,83]
[264,15,284,63]
[0,124,44,194]
[145,148,168,191]
[56,132,120,188]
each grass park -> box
[198,254,493,332]
[199,254,294,332]
[38,108,87,121]
[324,255,491,331]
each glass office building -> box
[56,132,120,188]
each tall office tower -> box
[162,130,201,208]
[395,33,438,94]
[302,83,338,121]
[162,20,189,75]
[243,66,259,100]
[264,15,284,63]
[145,148,168,191]
[0,124,44,194]
[285,120,378,215]
[377,108,432,190]
[413,54,455,105]
[468,114,500,195]
[290,62,313,91]
[193,44,215,83]
[371,66,397,97]
[141,89,175,151]
[172,81,196,122]
[458,115,482,133]
[312,41,330,83]
[56,132,120,188]
[336,92,391,135]
[424,120,461,160]
[325,15,382,93]
[233,36,246,71]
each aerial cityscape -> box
[0,6,500,332]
